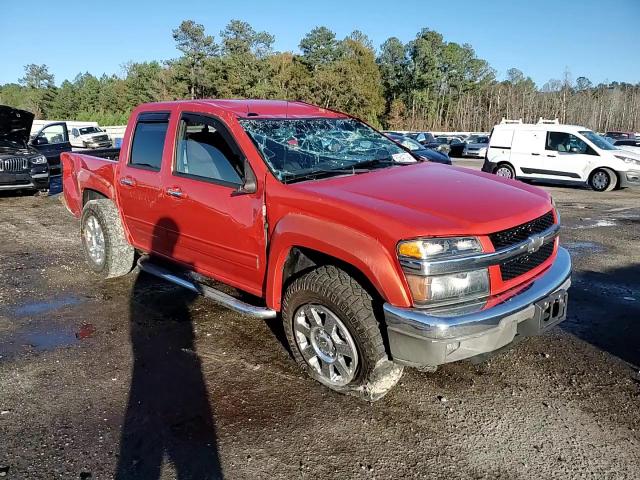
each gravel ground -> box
[0,166,639,479]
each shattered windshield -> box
[240,118,416,182]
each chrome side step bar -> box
[137,257,277,320]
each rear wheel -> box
[282,265,403,401]
[589,168,617,192]
[495,163,515,179]
[81,199,135,278]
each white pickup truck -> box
[69,125,112,149]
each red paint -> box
[62,100,556,310]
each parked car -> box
[435,135,466,157]
[613,139,640,155]
[384,132,451,164]
[463,135,490,158]
[604,131,637,143]
[405,131,450,154]
[62,100,571,401]
[483,122,640,191]
[0,105,71,192]
[69,125,112,149]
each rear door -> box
[116,112,171,253]
[509,129,545,176]
[30,122,71,175]
[159,111,267,296]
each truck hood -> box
[292,163,552,236]
[0,105,34,146]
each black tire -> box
[494,162,516,179]
[589,168,617,192]
[282,265,403,401]
[81,199,135,278]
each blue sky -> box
[1,0,638,87]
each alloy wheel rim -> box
[84,215,106,266]
[496,167,513,178]
[293,304,358,386]
[592,172,608,190]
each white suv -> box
[482,121,640,191]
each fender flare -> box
[265,214,412,311]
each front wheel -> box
[589,168,617,192]
[495,163,515,179]
[282,265,403,401]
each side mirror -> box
[30,137,46,146]
[231,158,257,196]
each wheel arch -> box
[82,188,109,206]
[265,215,412,311]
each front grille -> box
[489,211,555,250]
[0,157,28,173]
[500,242,554,281]
[94,135,109,142]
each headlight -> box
[398,237,482,260]
[398,237,488,306]
[30,155,47,164]
[615,154,640,166]
[405,269,489,305]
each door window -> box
[174,115,243,186]
[546,132,594,155]
[129,119,169,170]
[36,124,68,145]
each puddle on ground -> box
[0,322,95,358]
[0,324,77,357]
[564,241,606,256]
[9,294,84,316]
[0,295,93,359]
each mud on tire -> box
[282,265,403,401]
[81,199,135,279]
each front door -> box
[543,131,594,180]
[161,112,267,296]
[30,122,71,175]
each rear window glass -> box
[130,121,168,170]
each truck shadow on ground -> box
[561,264,640,368]
[115,218,223,480]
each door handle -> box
[531,153,540,156]
[119,177,136,186]
[166,187,185,198]
[547,154,557,158]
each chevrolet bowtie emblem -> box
[527,235,544,254]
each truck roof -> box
[135,99,348,119]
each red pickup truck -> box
[61,100,571,400]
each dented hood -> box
[0,105,34,146]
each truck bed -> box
[60,148,120,218]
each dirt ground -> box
[0,163,639,479]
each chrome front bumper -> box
[384,247,572,367]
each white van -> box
[482,121,640,191]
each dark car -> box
[0,105,71,192]
[436,135,466,157]
[385,133,451,164]
[605,131,637,142]
[403,131,451,153]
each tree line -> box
[1,20,638,132]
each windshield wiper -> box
[282,167,371,184]
[349,158,399,169]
